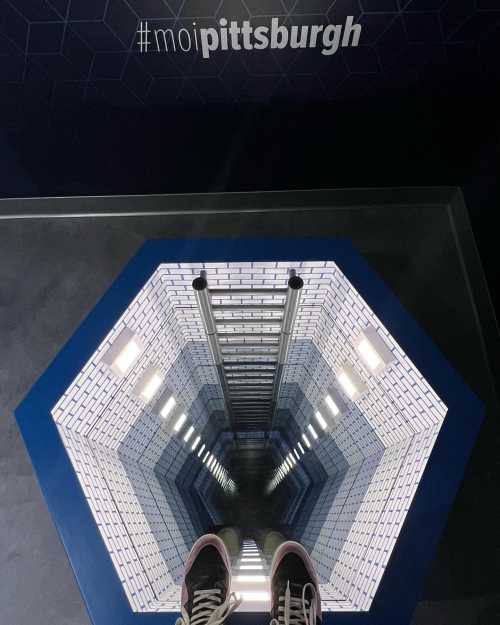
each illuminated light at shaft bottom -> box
[241,557,261,562]
[236,591,270,602]
[235,575,267,582]
[239,564,263,570]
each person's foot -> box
[269,541,321,625]
[178,534,241,625]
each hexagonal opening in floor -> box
[47,256,449,614]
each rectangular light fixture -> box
[183,425,194,443]
[354,325,395,374]
[235,591,270,602]
[173,412,187,432]
[160,395,176,419]
[323,388,347,428]
[239,564,263,570]
[337,363,367,400]
[302,433,311,448]
[325,394,340,417]
[241,557,261,562]
[102,327,143,377]
[314,411,328,431]
[236,575,266,583]
[297,442,305,455]
[134,366,164,402]
[198,443,206,458]
[308,423,318,440]
[191,436,201,451]
[293,448,300,460]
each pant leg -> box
[217,526,242,559]
[258,529,287,560]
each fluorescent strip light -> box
[298,442,305,455]
[173,413,187,432]
[308,423,318,440]
[236,575,266,583]
[239,565,263,570]
[314,411,328,431]
[302,433,311,448]
[136,368,164,402]
[198,443,206,458]
[183,425,194,443]
[337,363,367,400]
[102,328,143,377]
[294,448,300,460]
[357,338,382,371]
[354,325,395,374]
[235,591,270,602]
[338,371,357,398]
[191,436,201,451]
[203,450,210,463]
[160,396,176,419]
[325,394,340,416]
[114,339,142,375]
[241,557,261,562]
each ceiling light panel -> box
[134,365,164,403]
[314,410,328,431]
[101,327,143,377]
[337,363,367,400]
[159,395,176,419]
[354,324,395,374]
[183,425,194,443]
[323,388,347,426]
[308,423,318,440]
[173,412,187,433]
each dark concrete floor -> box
[1,201,499,625]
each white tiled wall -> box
[51,259,446,613]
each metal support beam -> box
[217,333,280,338]
[193,272,236,435]
[268,270,304,440]
[222,350,279,357]
[213,304,285,311]
[215,318,283,325]
[222,360,277,367]
[210,288,288,297]
[219,341,279,347]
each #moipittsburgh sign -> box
[136,16,362,59]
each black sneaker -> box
[269,540,321,625]
[179,534,241,625]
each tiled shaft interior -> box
[51,261,447,613]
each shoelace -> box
[270,581,318,625]
[176,588,242,625]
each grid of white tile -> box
[276,263,447,611]
[50,259,447,614]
